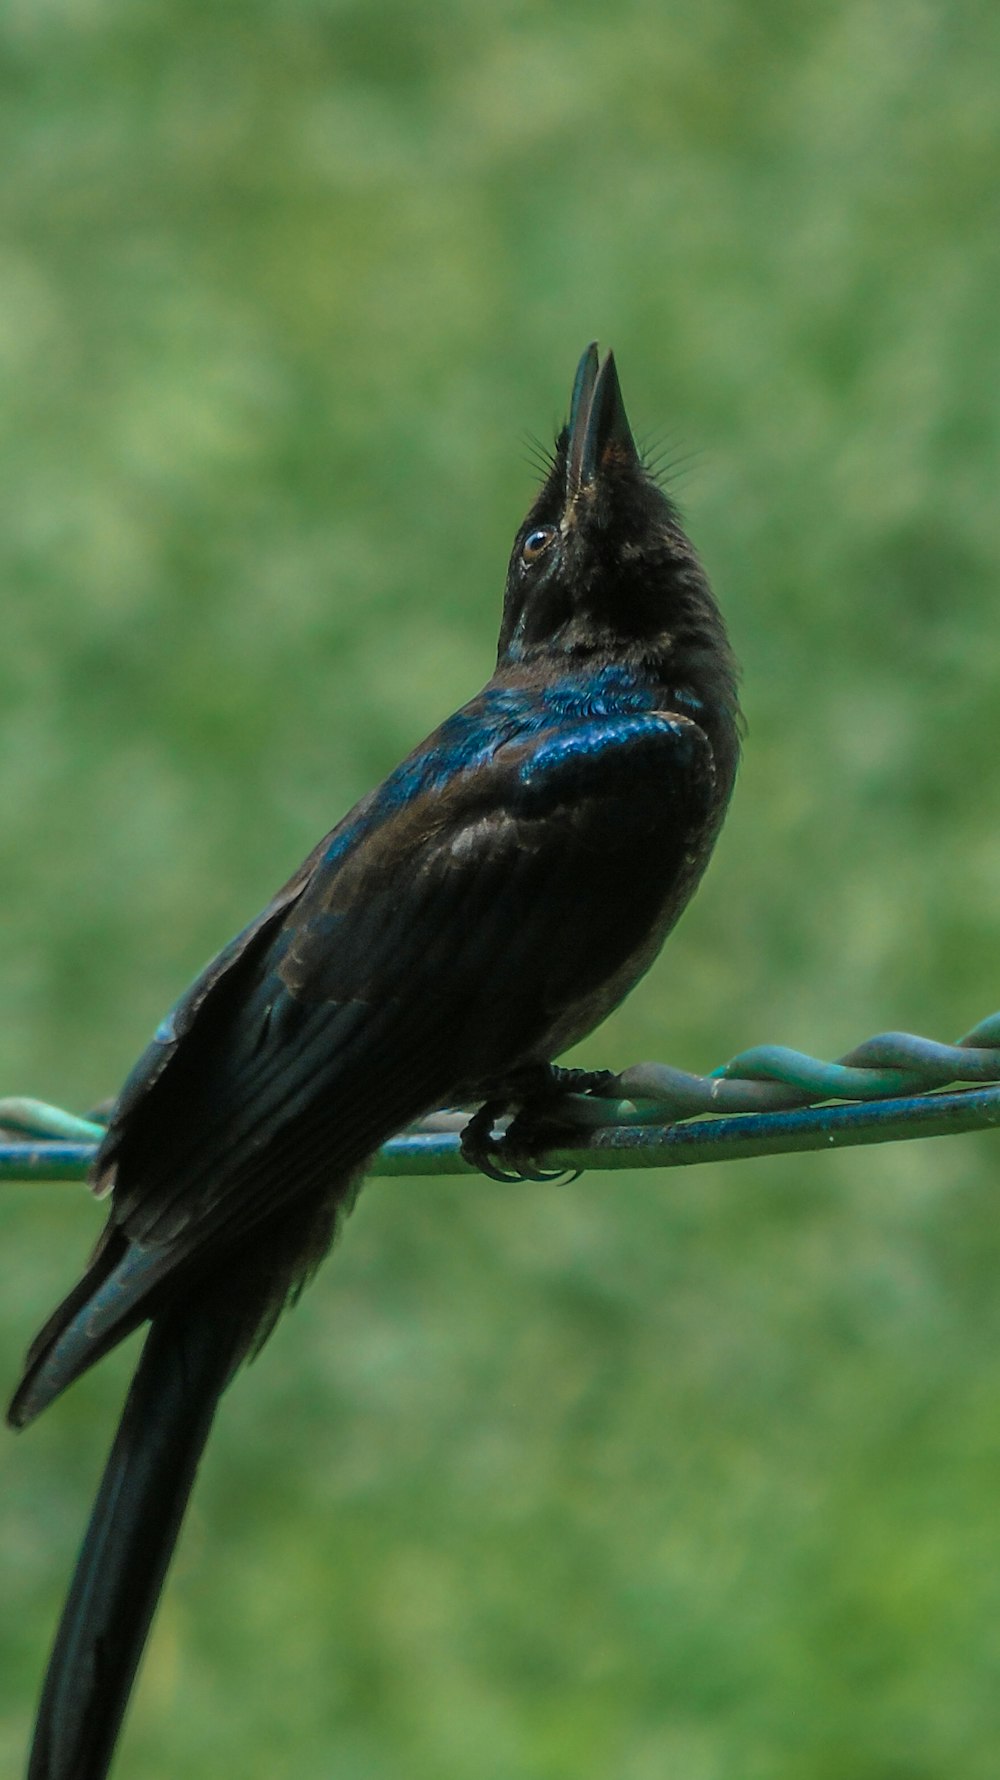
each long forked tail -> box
[27,1292,249,1780]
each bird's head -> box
[497,345,733,699]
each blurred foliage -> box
[3,2,1000,1776]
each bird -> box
[8,343,741,1780]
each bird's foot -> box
[459,1098,539,1182]
[459,1065,617,1183]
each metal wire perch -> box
[3,1012,1000,1183]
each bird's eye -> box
[520,525,556,566]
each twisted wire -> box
[601,1010,1000,1123]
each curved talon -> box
[476,1151,526,1184]
[501,1106,581,1182]
[460,1105,565,1183]
[460,1065,610,1183]
[517,1161,566,1183]
[460,1099,520,1180]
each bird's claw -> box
[459,1099,518,1180]
[464,1134,572,1185]
[460,1107,551,1182]
[459,1066,615,1184]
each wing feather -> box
[82,708,714,1341]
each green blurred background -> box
[3,3,1000,1776]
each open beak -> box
[565,342,641,502]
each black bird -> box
[9,344,740,1780]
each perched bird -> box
[9,344,741,1780]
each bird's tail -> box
[26,1290,250,1780]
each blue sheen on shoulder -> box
[321,667,694,864]
[516,712,696,789]
[363,702,519,823]
[349,685,554,830]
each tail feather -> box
[27,1292,250,1780]
[9,1242,189,1434]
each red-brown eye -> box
[520,525,555,565]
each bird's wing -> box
[16,707,715,1416]
[109,707,714,1250]
[90,805,375,1188]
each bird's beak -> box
[565,343,641,503]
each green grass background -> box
[3,3,1000,1776]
